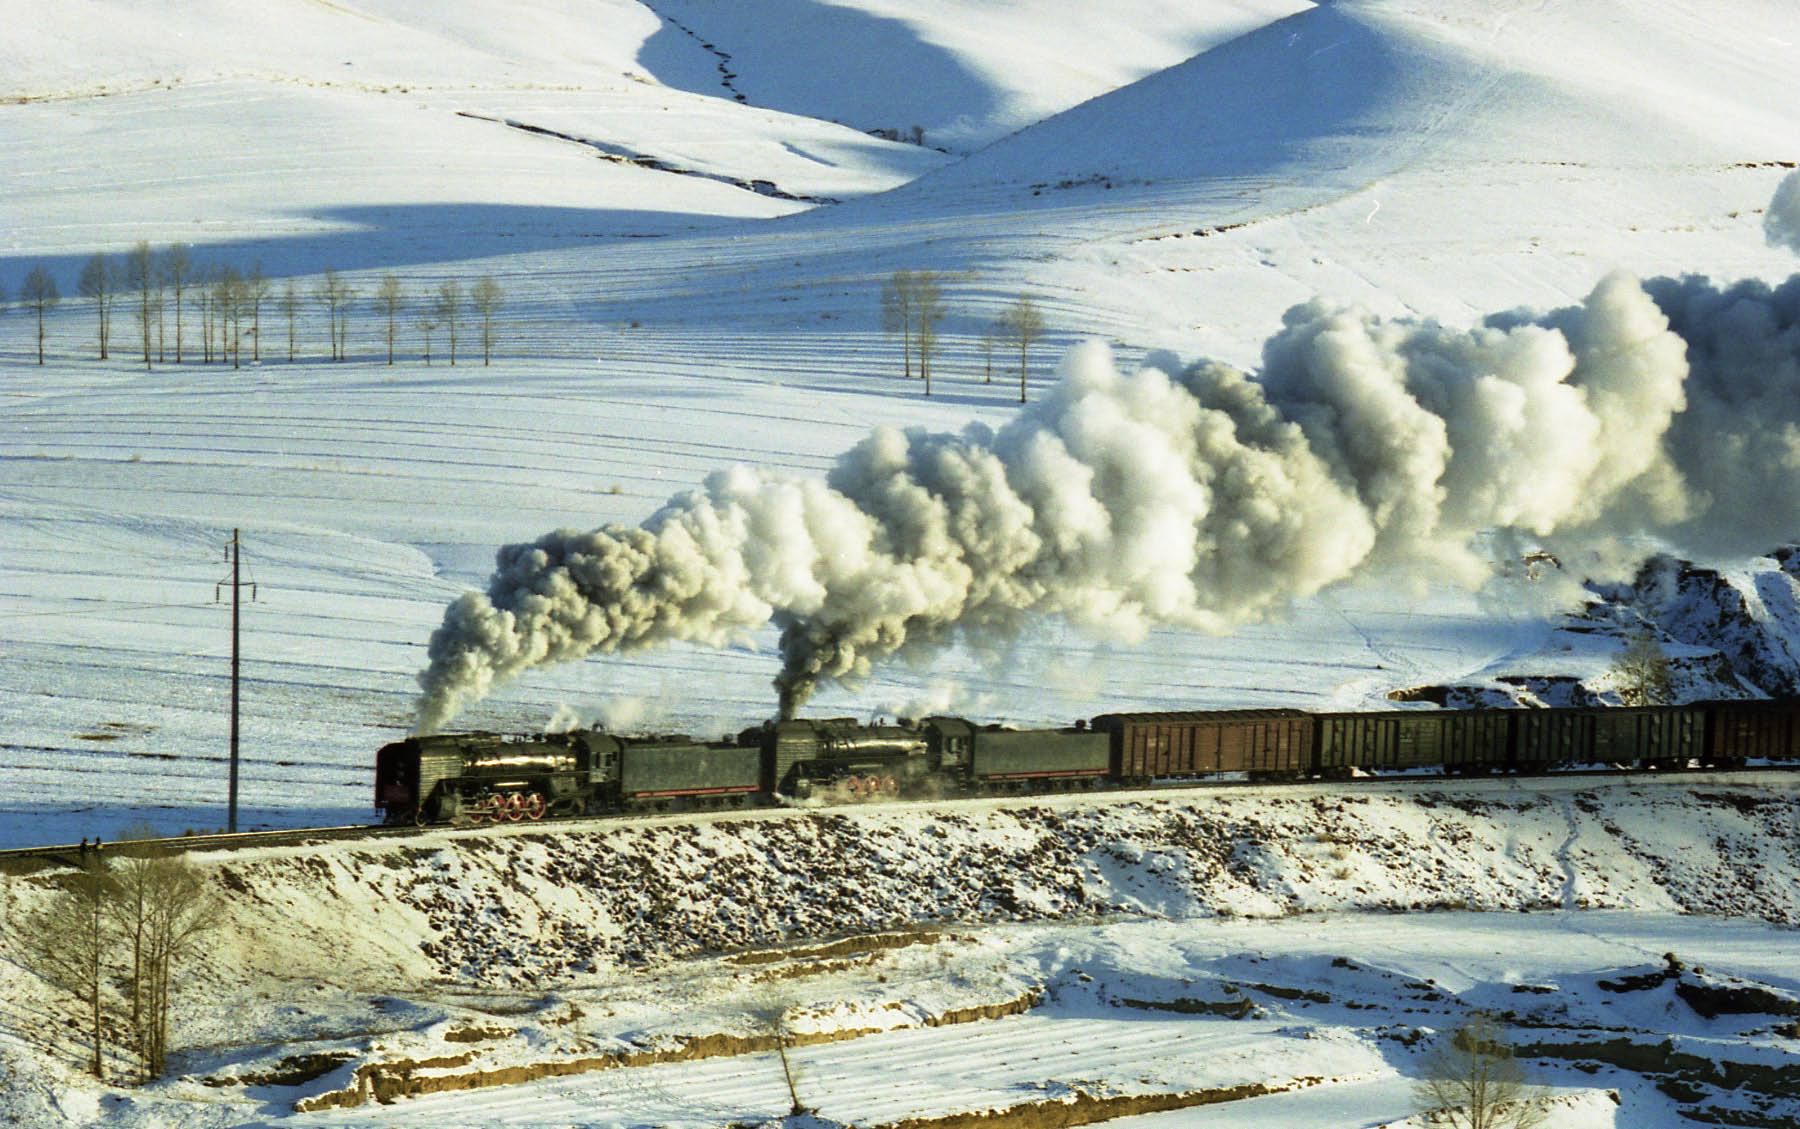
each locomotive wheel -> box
[844,775,865,797]
[880,775,900,796]
[504,792,526,821]
[522,792,547,820]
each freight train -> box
[374,699,1800,826]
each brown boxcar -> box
[1513,705,1704,768]
[1091,709,1313,779]
[1703,699,1800,764]
[1314,710,1510,773]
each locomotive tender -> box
[374,700,1800,825]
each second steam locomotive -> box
[375,700,1800,826]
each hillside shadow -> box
[0,202,746,298]
[637,0,997,143]
[886,3,1420,214]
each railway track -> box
[2,762,1794,874]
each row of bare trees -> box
[13,841,223,1082]
[369,273,504,366]
[881,270,1046,401]
[3,247,505,368]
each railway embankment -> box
[160,773,1800,988]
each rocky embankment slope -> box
[193,775,1799,988]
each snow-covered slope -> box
[2,778,1797,1128]
[3,0,1800,841]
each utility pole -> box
[216,530,255,832]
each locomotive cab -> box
[374,737,468,824]
[374,739,419,822]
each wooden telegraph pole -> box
[216,530,255,832]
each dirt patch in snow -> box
[866,1074,1337,1129]
[296,986,1043,1111]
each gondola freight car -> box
[1314,709,1512,775]
[1511,705,1704,771]
[1091,709,1314,781]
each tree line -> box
[13,838,222,1082]
[0,244,505,369]
[882,269,1046,402]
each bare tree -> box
[16,853,115,1079]
[212,266,244,369]
[470,275,502,365]
[244,264,270,363]
[881,269,917,379]
[1415,1015,1548,1129]
[998,296,1045,403]
[108,843,224,1079]
[126,242,156,369]
[913,271,943,396]
[751,996,810,1117]
[979,327,997,383]
[375,274,404,365]
[23,265,59,365]
[1613,627,1675,707]
[194,265,215,364]
[316,269,353,361]
[78,252,118,360]
[280,279,300,362]
[433,279,463,366]
[161,244,192,363]
[416,307,439,365]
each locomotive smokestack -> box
[411,172,1800,732]
[777,684,797,722]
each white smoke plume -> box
[412,261,1800,733]
[1764,170,1800,254]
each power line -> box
[0,599,209,621]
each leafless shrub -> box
[1415,1013,1549,1129]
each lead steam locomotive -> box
[374,699,1800,825]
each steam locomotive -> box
[374,699,1800,826]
